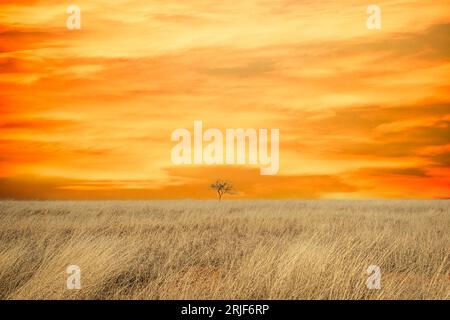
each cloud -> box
[0,166,357,199]
[357,167,429,178]
[0,1,448,199]
[0,118,77,131]
[205,60,276,78]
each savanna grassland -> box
[0,200,448,300]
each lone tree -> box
[210,180,234,201]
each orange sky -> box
[0,0,449,199]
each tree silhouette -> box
[210,180,234,201]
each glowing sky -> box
[0,0,449,199]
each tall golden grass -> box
[0,200,448,299]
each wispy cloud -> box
[0,0,449,199]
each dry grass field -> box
[0,200,448,300]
